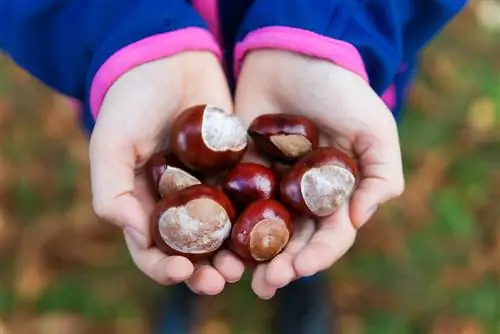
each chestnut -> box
[270,162,291,184]
[230,199,292,262]
[170,104,248,172]
[222,162,277,211]
[280,147,358,218]
[248,114,319,162]
[150,184,235,261]
[146,151,201,198]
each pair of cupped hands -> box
[89,50,404,299]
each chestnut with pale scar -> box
[280,147,358,218]
[150,184,236,261]
[146,151,200,198]
[248,113,319,162]
[170,104,248,172]
[230,199,293,262]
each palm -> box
[90,53,246,295]
[235,50,404,299]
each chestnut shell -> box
[248,113,319,162]
[150,184,236,261]
[280,147,358,219]
[145,151,201,198]
[222,162,277,211]
[170,104,248,172]
[230,199,293,262]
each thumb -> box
[89,129,151,248]
[350,127,405,229]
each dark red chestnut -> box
[146,152,201,198]
[150,184,235,261]
[248,114,319,162]
[222,162,277,211]
[230,199,292,262]
[170,104,248,172]
[270,162,291,184]
[280,147,358,218]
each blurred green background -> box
[1,2,500,333]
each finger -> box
[251,263,276,300]
[185,261,226,296]
[350,129,405,228]
[124,230,194,285]
[294,204,357,277]
[265,218,315,288]
[212,250,246,283]
[90,131,151,247]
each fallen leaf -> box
[197,319,231,334]
[467,97,496,133]
[31,313,90,334]
[337,314,365,334]
[430,316,484,334]
[476,0,500,31]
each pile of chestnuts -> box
[147,104,358,263]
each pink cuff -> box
[90,27,221,120]
[191,0,221,45]
[381,84,397,110]
[234,26,368,82]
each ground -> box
[1,2,500,333]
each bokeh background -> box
[1,1,500,333]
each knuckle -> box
[92,197,114,222]
[392,176,406,197]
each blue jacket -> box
[0,0,467,133]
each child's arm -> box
[234,0,467,94]
[1,1,245,293]
[233,1,467,299]
[0,0,220,124]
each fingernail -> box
[124,226,147,248]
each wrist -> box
[234,27,368,84]
[90,28,222,121]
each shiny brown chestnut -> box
[222,162,277,211]
[248,114,319,162]
[280,147,358,218]
[170,104,248,172]
[270,162,291,184]
[150,184,235,261]
[230,199,292,262]
[146,151,201,198]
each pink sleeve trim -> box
[191,0,221,45]
[90,27,221,120]
[234,26,368,82]
[381,84,396,110]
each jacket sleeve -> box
[234,0,467,95]
[0,0,220,125]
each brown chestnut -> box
[280,147,358,218]
[150,184,235,261]
[222,162,277,211]
[230,199,292,262]
[146,152,201,198]
[270,162,291,184]
[248,114,319,162]
[170,104,248,172]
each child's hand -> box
[235,50,405,299]
[89,52,245,295]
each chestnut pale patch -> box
[201,106,248,152]
[270,134,312,158]
[158,198,231,254]
[249,217,290,261]
[300,164,356,217]
[158,166,200,197]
